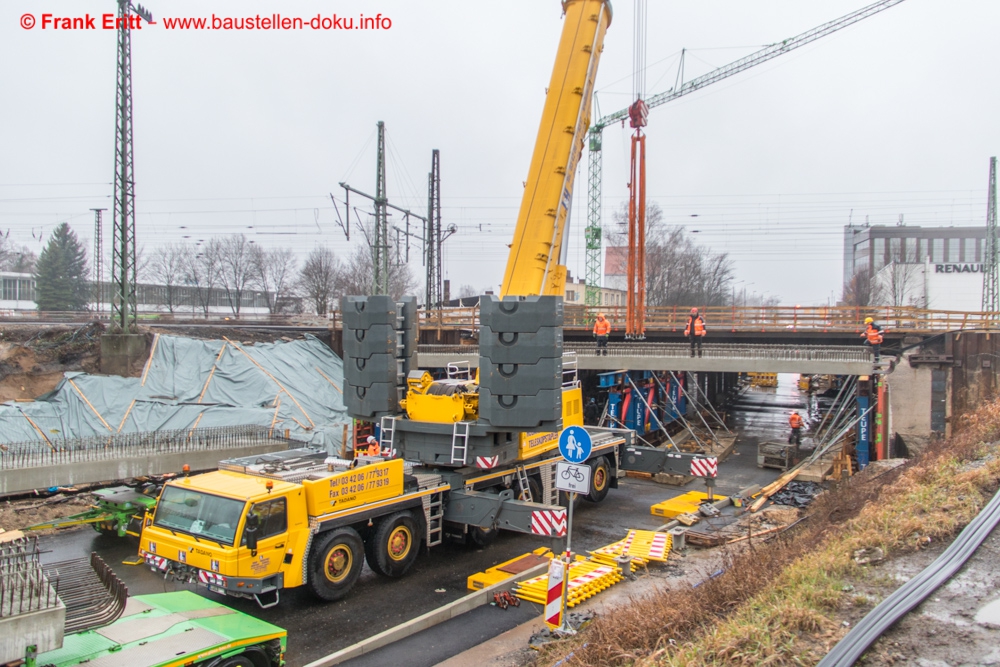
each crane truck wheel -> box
[365,511,420,578]
[217,656,254,667]
[586,456,611,503]
[308,527,365,601]
[467,524,499,548]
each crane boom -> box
[584,0,908,306]
[500,0,613,298]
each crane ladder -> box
[450,421,471,465]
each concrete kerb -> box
[302,561,551,667]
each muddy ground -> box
[839,518,1000,666]
[0,492,95,535]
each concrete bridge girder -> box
[418,343,875,376]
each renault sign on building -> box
[873,260,984,311]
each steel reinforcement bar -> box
[818,486,1000,666]
[0,425,288,470]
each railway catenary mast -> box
[500,0,612,298]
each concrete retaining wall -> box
[0,443,287,495]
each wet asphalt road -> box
[38,376,806,667]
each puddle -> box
[975,597,1000,626]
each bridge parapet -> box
[413,305,1000,335]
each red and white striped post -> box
[544,558,566,631]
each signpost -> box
[551,426,593,634]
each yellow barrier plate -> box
[651,490,711,518]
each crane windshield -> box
[153,486,246,546]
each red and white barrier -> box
[690,457,718,478]
[545,558,565,629]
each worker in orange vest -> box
[861,317,884,362]
[684,308,707,358]
[365,435,381,457]
[593,313,611,356]
[788,411,804,446]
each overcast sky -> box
[3,0,999,306]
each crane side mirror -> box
[244,506,260,554]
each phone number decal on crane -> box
[303,458,405,512]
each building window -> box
[905,238,917,263]
[932,239,944,263]
[566,290,576,302]
[873,238,885,270]
[19,280,34,302]
[964,238,976,263]
[946,239,959,263]
[889,238,901,262]
[2,278,16,301]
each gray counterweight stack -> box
[478,295,563,432]
[341,295,417,420]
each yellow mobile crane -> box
[137,1,618,609]
[138,1,709,608]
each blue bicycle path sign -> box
[558,426,592,464]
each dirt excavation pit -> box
[0,323,104,401]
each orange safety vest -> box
[789,413,804,429]
[864,324,884,345]
[684,316,706,337]
[594,318,611,335]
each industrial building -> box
[842,223,987,287]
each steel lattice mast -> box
[983,156,998,313]
[91,208,106,313]
[426,150,442,307]
[583,0,908,306]
[110,0,152,333]
[373,121,390,295]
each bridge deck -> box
[417,343,876,375]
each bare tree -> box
[298,246,339,315]
[0,236,37,273]
[336,244,417,301]
[147,244,188,313]
[609,202,734,307]
[873,260,921,307]
[842,266,874,307]
[251,246,297,313]
[184,240,222,317]
[457,284,478,298]
[217,234,255,315]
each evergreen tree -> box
[34,223,90,311]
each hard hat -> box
[690,307,698,314]
[597,313,605,318]
[366,435,377,444]
[864,317,873,324]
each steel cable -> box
[818,486,1000,666]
